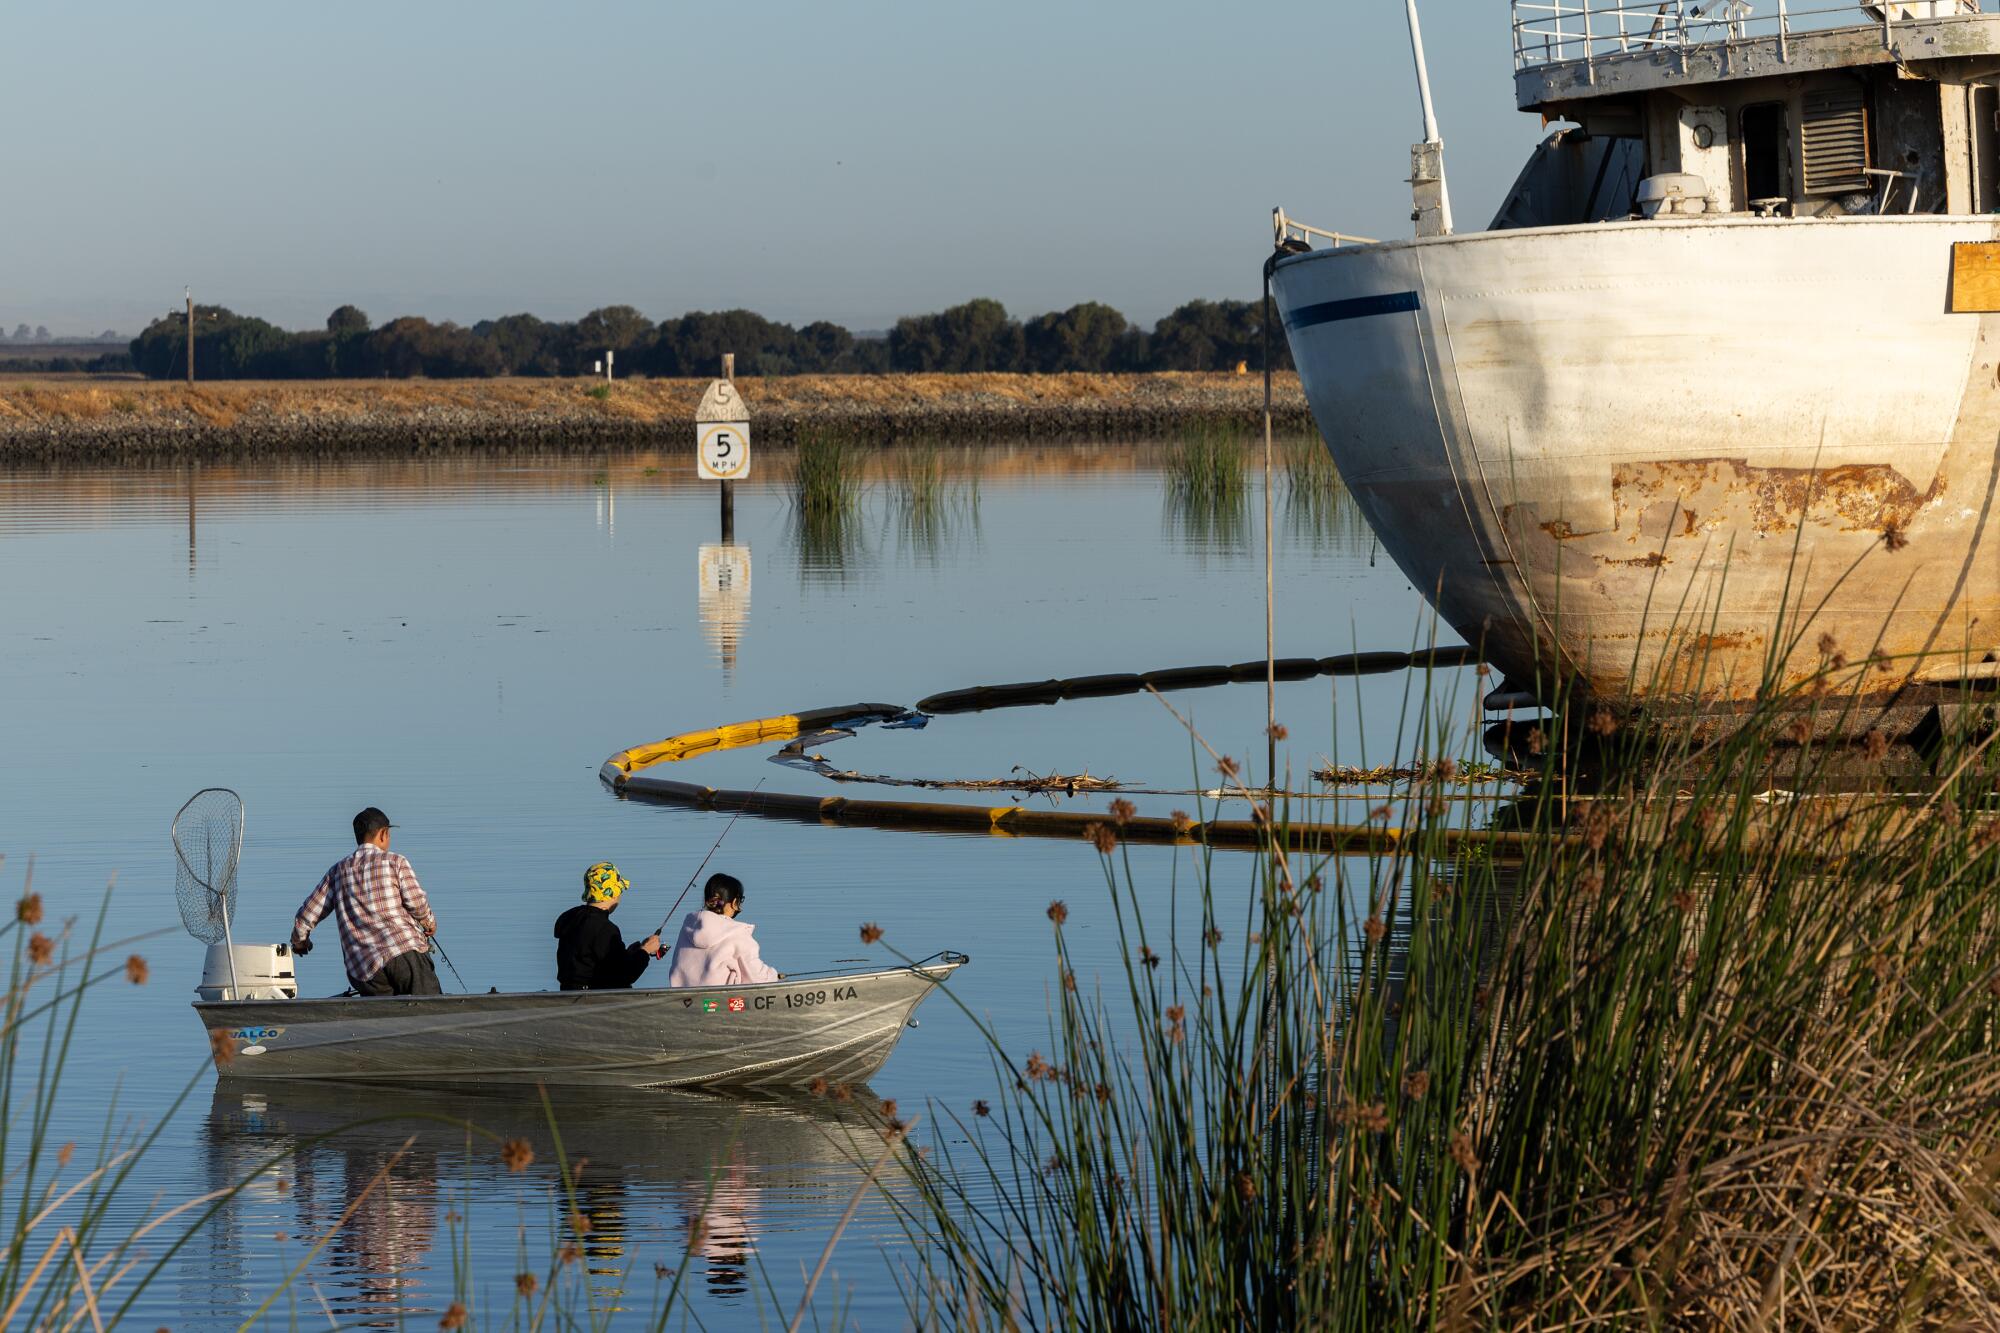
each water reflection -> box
[200,1080,888,1324]
[698,542,752,675]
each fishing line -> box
[655,777,768,936]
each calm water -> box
[0,445,1470,1328]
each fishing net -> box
[172,787,243,944]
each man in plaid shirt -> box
[291,807,443,996]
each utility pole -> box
[185,287,195,385]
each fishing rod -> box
[428,933,470,992]
[655,778,768,936]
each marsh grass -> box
[789,426,868,575]
[1164,424,1250,550]
[892,443,980,557]
[889,646,2000,1326]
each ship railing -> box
[1273,208,1378,252]
[1513,0,1989,72]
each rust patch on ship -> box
[1611,458,1944,539]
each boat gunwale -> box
[191,957,967,1017]
[1269,212,2000,277]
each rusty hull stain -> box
[1611,458,1943,539]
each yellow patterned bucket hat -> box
[584,862,630,903]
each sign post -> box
[695,353,750,542]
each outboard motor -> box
[197,942,298,1002]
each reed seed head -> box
[1588,707,1619,737]
[809,1076,829,1097]
[832,1082,853,1102]
[859,922,883,944]
[1818,631,1840,658]
[500,1138,534,1173]
[569,1211,592,1236]
[1526,725,1546,756]
[1436,756,1458,779]
[1884,517,1910,551]
[27,933,52,966]
[209,1027,235,1067]
[1672,889,1696,913]
[1047,900,1070,925]
[1108,798,1137,824]
[559,1242,582,1266]
[653,1263,672,1281]
[1169,810,1194,835]
[1085,822,1118,854]
[125,954,148,985]
[1234,1172,1257,1202]
[881,1098,899,1120]
[1864,730,1891,761]
[15,893,40,925]
[1363,916,1386,943]
[1062,969,1076,991]
[439,1302,468,1330]
[1449,1132,1479,1174]
[515,1272,538,1297]
[1203,926,1223,948]
[1783,717,1813,746]
[1025,1052,1053,1081]
[1138,946,1159,969]
[57,1141,74,1167]
[1350,1102,1389,1133]
[1267,723,1288,742]
[1401,1071,1431,1100]
[1216,756,1240,780]
[973,1099,990,1117]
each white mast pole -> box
[1403,0,1455,236]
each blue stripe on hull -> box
[1283,291,1421,331]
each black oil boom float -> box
[599,645,1498,854]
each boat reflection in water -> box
[197,1079,892,1326]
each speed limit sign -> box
[697,421,751,480]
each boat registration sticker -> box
[701,999,721,1013]
[726,996,746,1012]
[1951,243,2000,312]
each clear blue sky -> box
[4,1,1539,336]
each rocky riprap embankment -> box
[0,374,1314,464]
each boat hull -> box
[1273,216,2000,705]
[194,960,963,1088]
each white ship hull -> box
[1274,215,2000,706]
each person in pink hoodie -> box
[666,873,782,988]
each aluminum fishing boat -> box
[192,943,967,1088]
[1275,1,2000,713]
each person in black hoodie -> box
[554,862,663,990]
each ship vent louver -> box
[1800,85,1870,195]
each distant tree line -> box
[0,325,123,343]
[128,298,1291,380]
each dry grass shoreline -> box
[0,373,1311,464]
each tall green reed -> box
[890,646,2000,1327]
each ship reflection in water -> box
[197,1081,890,1326]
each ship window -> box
[1742,102,1793,203]
[1800,83,1870,195]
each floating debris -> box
[1313,759,1522,787]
